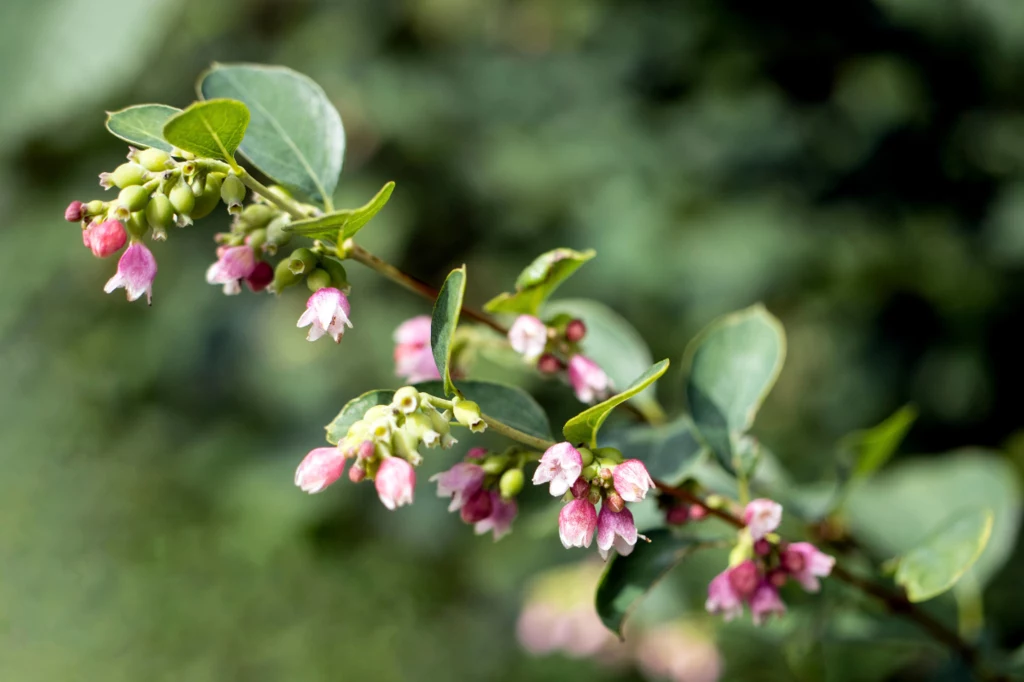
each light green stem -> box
[237,170,310,220]
[425,395,554,452]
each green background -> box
[2,0,1023,680]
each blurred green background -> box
[3,0,1024,680]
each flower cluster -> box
[430,451,522,540]
[705,499,835,625]
[533,442,655,559]
[507,314,611,404]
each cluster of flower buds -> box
[429,446,522,540]
[657,490,710,525]
[533,442,655,559]
[507,314,612,404]
[393,315,442,383]
[705,499,836,625]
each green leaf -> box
[162,99,249,165]
[845,405,918,478]
[683,304,786,473]
[105,104,180,152]
[415,380,553,442]
[603,418,706,484]
[431,267,467,397]
[595,530,706,637]
[894,508,994,602]
[198,63,345,206]
[484,248,595,316]
[545,299,665,420]
[563,360,670,448]
[285,182,395,240]
[324,390,394,445]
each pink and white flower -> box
[459,488,494,523]
[375,457,416,510]
[430,462,485,512]
[297,287,352,343]
[705,569,743,621]
[205,245,257,295]
[558,499,598,549]
[393,315,441,382]
[567,355,611,404]
[532,442,584,497]
[750,582,786,625]
[727,559,760,600]
[742,498,783,541]
[508,315,548,361]
[781,542,835,592]
[104,242,157,304]
[596,505,639,560]
[294,446,346,494]
[474,491,517,540]
[82,219,127,258]
[611,459,655,502]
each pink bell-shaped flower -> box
[294,446,347,494]
[104,241,157,304]
[297,287,352,343]
[205,245,257,295]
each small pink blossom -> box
[596,506,638,560]
[65,200,84,222]
[83,219,127,258]
[568,355,611,404]
[611,459,655,502]
[781,542,835,592]
[727,559,759,600]
[297,287,352,343]
[467,447,488,459]
[375,457,415,510]
[742,498,783,541]
[750,582,786,625]
[705,569,743,621]
[393,315,441,382]
[205,245,257,295]
[104,242,157,304]
[533,442,584,497]
[558,499,598,549]
[508,315,548,361]
[459,488,494,523]
[294,446,346,494]
[430,462,485,511]
[474,491,517,540]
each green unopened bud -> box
[499,468,524,499]
[125,211,148,239]
[578,447,594,467]
[481,454,510,476]
[220,173,246,214]
[319,256,350,292]
[169,177,195,218]
[453,399,486,433]
[392,428,421,462]
[118,185,151,213]
[270,258,300,293]
[424,405,452,436]
[363,405,394,423]
[108,163,149,189]
[85,200,105,217]
[582,462,600,481]
[403,412,440,446]
[393,386,420,414]
[594,447,623,464]
[239,203,276,230]
[287,247,318,276]
[265,214,292,251]
[191,172,224,220]
[137,148,172,172]
[306,267,332,292]
[246,228,267,255]
[145,194,174,231]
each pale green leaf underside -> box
[105,104,180,152]
[563,359,669,448]
[162,99,249,163]
[285,181,395,240]
[895,508,994,602]
[431,267,467,397]
[485,248,595,316]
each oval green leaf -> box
[162,99,249,165]
[595,530,706,637]
[603,418,707,484]
[105,104,180,152]
[415,379,553,442]
[285,181,395,240]
[683,304,786,473]
[845,404,918,478]
[431,266,467,397]
[895,508,994,602]
[325,389,394,444]
[563,359,669,448]
[199,63,345,206]
[485,248,595,316]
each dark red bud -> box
[245,261,275,292]
[536,353,563,375]
[605,491,625,513]
[665,505,689,525]
[781,547,805,574]
[570,477,590,499]
[65,201,84,222]
[728,560,760,599]
[754,539,772,556]
[769,570,788,588]
[565,319,587,343]
[460,488,493,523]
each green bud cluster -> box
[270,247,349,295]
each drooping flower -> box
[705,569,743,621]
[611,459,655,502]
[294,446,347,494]
[205,245,257,295]
[508,315,548,361]
[742,498,783,541]
[429,462,485,512]
[474,491,517,540]
[558,499,598,549]
[533,442,584,497]
[467,447,488,459]
[459,488,494,523]
[726,559,760,600]
[596,505,639,560]
[297,287,352,343]
[393,315,441,382]
[245,260,274,292]
[567,354,611,404]
[82,219,127,258]
[374,457,416,510]
[781,542,835,592]
[750,582,786,625]
[104,242,157,304]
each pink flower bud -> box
[392,315,441,382]
[742,498,783,541]
[611,459,655,502]
[727,559,760,600]
[750,582,786,626]
[245,260,274,292]
[558,499,597,549]
[604,490,625,513]
[780,542,835,592]
[104,242,157,304]
[596,505,638,560]
[569,477,590,499]
[665,504,689,525]
[467,447,488,459]
[705,569,743,621]
[294,446,346,494]
[532,442,584,497]
[459,488,494,523]
[65,200,84,222]
[374,457,416,510]
[205,245,257,296]
[536,353,563,375]
[689,504,709,520]
[297,287,352,343]
[83,219,127,258]
[429,462,485,512]
[754,539,772,556]
[768,569,788,588]
[565,319,586,343]
[508,314,548,361]
[567,354,611,404]
[474,491,517,540]
[348,464,366,483]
